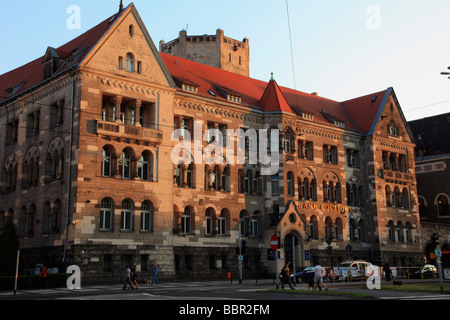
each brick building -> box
[0,3,424,282]
[409,113,450,267]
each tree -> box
[0,219,20,276]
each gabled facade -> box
[0,3,423,281]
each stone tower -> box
[160,29,250,77]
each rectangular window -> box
[121,210,132,230]
[50,100,64,128]
[6,120,19,145]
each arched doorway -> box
[284,231,302,274]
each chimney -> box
[119,0,124,12]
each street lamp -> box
[440,67,450,78]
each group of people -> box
[122,263,159,290]
[281,262,328,291]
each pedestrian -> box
[122,265,134,290]
[131,265,139,289]
[151,263,160,284]
[313,262,328,291]
[39,264,48,289]
[383,259,391,281]
[281,263,294,290]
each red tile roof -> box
[161,52,372,132]
[0,11,122,103]
[340,89,389,134]
[259,79,294,114]
[0,4,391,136]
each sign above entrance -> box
[297,201,349,215]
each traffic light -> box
[431,233,439,247]
[241,240,247,254]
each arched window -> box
[218,209,229,235]
[394,187,401,208]
[302,178,310,200]
[388,220,396,242]
[221,166,230,192]
[50,199,61,233]
[310,179,317,201]
[397,221,404,243]
[385,185,393,207]
[182,207,193,234]
[119,150,132,179]
[240,210,249,236]
[129,24,134,37]
[102,146,113,177]
[100,198,113,230]
[418,196,426,219]
[335,182,342,203]
[349,219,357,241]
[309,216,318,240]
[252,171,260,195]
[245,170,252,194]
[205,208,215,235]
[406,222,413,243]
[125,53,135,72]
[138,151,153,181]
[402,188,410,209]
[186,163,194,188]
[334,218,343,240]
[250,211,259,237]
[437,195,450,217]
[238,169,244,193]
[325,217,333,241]
[287,171,294,196]
[212,166,221,191]
[141,200,154,232]
[120,199,133,231]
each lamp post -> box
[440,67,450,78]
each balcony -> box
[96,120,163,145]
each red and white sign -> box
[270,235,278,251]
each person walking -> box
[313,262,328,291]
[131,265,139,289]
[281,263,294,290]
[383,259,391,282]
[122,265,133,290]
[39,265,48,289]
[151,263,160,284]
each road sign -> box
[270,235,278,251]
[435,249,442,258]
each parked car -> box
[339,260,376,281]
[292,266,316,283]
[408,264,438,279]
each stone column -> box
[135,100,142,127]
[114,96,122,124]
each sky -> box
[1,0,450,121]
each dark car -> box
[292,266,316,283]
[408,264,438,279]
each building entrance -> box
[284,232,302,273]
